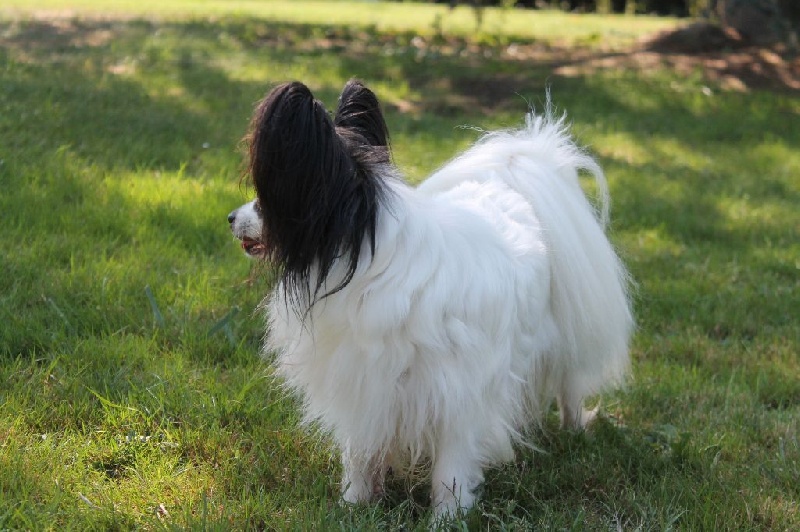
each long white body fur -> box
[259,113,632,516]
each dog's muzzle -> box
[228,205,266,257]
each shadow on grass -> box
[476,419,734,528]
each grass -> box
[1,0,798,529]
[1,0,680,48]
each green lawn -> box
[1,0,679,47]
[1,1,798,529]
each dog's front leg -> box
[341,447,386,504]
[431,435,483,518]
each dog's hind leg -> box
[341,448,387,504]
[557,377,598,431]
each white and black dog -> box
[228,80,633,517]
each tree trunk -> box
[715,0,790,45]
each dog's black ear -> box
[247,81,334,193]
[246,81,343,289]
[334,79,390,148]
[246,80,389,312]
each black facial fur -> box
[246,79,392,309]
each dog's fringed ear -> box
[334,79,390,148]
[248,81,334,188]
[246,80,389,312]
[246,81,343,286]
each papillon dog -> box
[228,79,633,518]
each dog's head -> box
[228,79,392,304]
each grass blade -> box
[144,285,166,328]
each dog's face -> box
[228,199,265,257]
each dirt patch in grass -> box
[393,33,798,116]
[296,21,800,94]
[501,22,799,93]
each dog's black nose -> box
[227,211,236,224]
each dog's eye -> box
[254,201,262,216]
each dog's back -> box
[419,111,633,420]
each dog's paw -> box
[342,472,387,505]
[579,405,599,429]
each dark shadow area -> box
[641,22,800,92]
[478,418,735,528]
